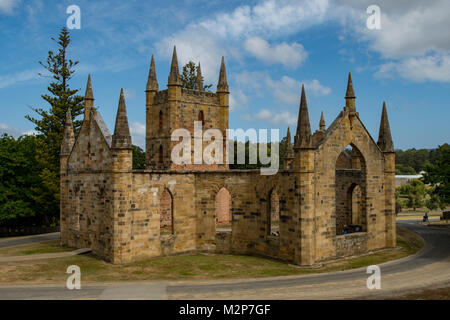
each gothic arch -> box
[268,187,280,237]
[215,187,231,227]
[334,143,367,235]
[160,188,174,235]
[211,183,237,200]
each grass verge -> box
[0,240,72,257]
[0,227,422,285]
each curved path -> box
[0,221,449,299]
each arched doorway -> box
[160,189,173,235]
[335,144,367,235]
[268,188,280,237]
[215,187,231,228]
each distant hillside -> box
[395,143,449,174]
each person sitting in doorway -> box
[342,225,348,235]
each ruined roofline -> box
[66,108,113,164]
[67,75,114,159]
[92,109,112,148]
[315,109,385,157]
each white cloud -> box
[0,0,18,14]
[123,88,136,99]
[303,79,332,96]
[156,33,223,84]
[0,69,41,89]
[243,37,307,68]
[130,121,146,136]
[0,123,36,138]
[229,89,248,112]
[266,76,302,105]
[334,0,450,82]
[155,0,330,82]
[255,109,297,126]
[376,54,450,82]
[130,121,146,148]
[235,71,331,105]
[197,0,329,38]
[355,0,450,58]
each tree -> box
[25,27,84,226]
[0,134,42,227]
[395,163,416,175]
[425,193,444,213]
[394,145,446,174]
[423,144,450,207]
[180,61,212,91]
[132,145,146,170]
[396,179,427,211]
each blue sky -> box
[0,0,449,149]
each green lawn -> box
[0,240,72,257]
[0,227,422,284]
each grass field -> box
[0,240,72,257]
[0,227,423,285]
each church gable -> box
[68,110,113,171]
[316,112,383,163]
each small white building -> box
[395,174,423,187]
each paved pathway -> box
[0,248,91,263]
[0,221,448,299]
[0,232,60,249]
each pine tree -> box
[180,61,213,90]
[25,27,84,226]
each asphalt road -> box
[0,221,448,300]
[0,232,60,249]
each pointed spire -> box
[286,127,292,146]
[61,107,75,156]
[345,72,356,112]
[146,55,159,92]
[377,102,394,152]
[319,111,326,132]
[112,89,132,149]
[85,74,94,100]
[168,46,180,86]
[294,84,312,148]
[283,127,294,169]
[217,56,229,93]
[84,75,94,120]
[345,72,355,98]
[195,62,204,91]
